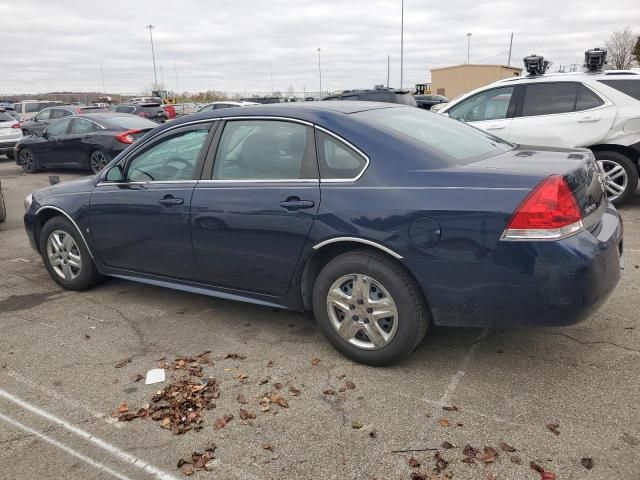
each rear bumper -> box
[0,139,19,153]
[410,204,623,327]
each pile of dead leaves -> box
[177,442,217,476]
[113,377,220,435]
[156,351,213,377]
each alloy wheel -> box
[597,159,628,201]
[20,150,34,173]
[91,151,109,173]
[46,230,82,281]
[326,273,398,350]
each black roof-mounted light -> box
[584,48,607,73]
[523,54,550,76]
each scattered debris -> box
[351,420,363,429]
[440,441,454,449]
[266,360,274,368]
[323,388,337,396]
[499,442,516,452]
[442,405,458,412]
[530,461,545,473]
[262,443,274,451]
[117,403,128,413]
[288,386,301,396]
[133,374,144,383]
[236,393,248,404]
[481,446,498,463]
[434,451,449,473]
[546,423,560,436]
[581,457,594,469]
[311,355,321,366]
[224,353,246,360]
[345,380,356,390]
[369,429,377,439]
[177,443,216,476]
[239,409,256,420]
[408,457,421,468]
[214,414,234,429]
[145,368,166,385]
[114,358,131,368]
[438,418,450,427]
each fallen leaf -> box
[408,456,421,468]
[270,393,289,408]
[323,388,336,396]
[259,377,270,385]
[288,387,301,396]
[499,442,516,452]
[486,475,497,480]
[197,351,211,364]
[541,472,557,480]
[117,403,129,413]
[440,441,454,449]
[273,382,282,390]
[338,386,346,393]
[481,446,498,463]
[161,417,171,429]
[438,418,450,427]
[442,405,458,412]
[546,423,560,436]
[239,409,256,420]
[235,372,248,381]
[266,360,274,368]
[214,414,233,429]
[262,443,274,451]
[510,455,522,464]
[351,420,363,429]
[434,451,449,472]
[410,473,428,480]
[84,334,91,340]
[236,393,248,404]
[462,445,478,458]
[225,353,246,359]
[581,457,594,469]
[345,380,356,390]
[133,374,144,383]
[114,358,131,368]
[369,429,377,438]
[311,355,320,366]
[181,465,194,476]
[530,461,545,473]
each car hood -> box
[34,176,95,199]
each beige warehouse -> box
[430,64,522,100]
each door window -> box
[597,79,640,101]
[521,83,579,116]
[213,120,313,180]
[70,118,98,134]
[316,132,366,180]
[126,127,210,182]
[50,108,70,119]
[576,85,604,111]
[45,118,71,136]
[115,106,135,114]
[448,87,514,122]
[35,109,52,121]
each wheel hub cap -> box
[597,159,627,201]
[326,274,398,350]
[46,230,82,281]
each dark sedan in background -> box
[22,102,623,365]
[15,113,157,174]
[18,105,109,136]
[112,103,168,123]
[414,94,449,110]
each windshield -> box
[104,115,158,130]
[354,107,514,166]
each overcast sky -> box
[1,0,639,96]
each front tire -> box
[312,249,429,366]
[90,149,111,174]
[594,150,638,205]
[19,148,38,174]
[39,216,102,290]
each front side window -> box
[70,119,97,134]
[213,120,312,180]
[316,132,366,180]
[46,118,71,136]
[521,82,579,116]
[126,127,210,182]
[448,87,514,122]
[575,85,605,111]
[50,109,69,119]
[35,109,52,121]
[25,103,40,113]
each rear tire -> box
[39,216,102,290]
[90,149,111,174]
[593,150,638,206]
[19,148,38,174]
[312,249,429,366]
[0,190,6,223]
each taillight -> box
[502,175,584,241]
[12,122,21,129]
[115,129,141,144]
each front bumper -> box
[0,138,19,153]
[410,203,623,327]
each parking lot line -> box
[0,412,132,480]
[0,387,178,480]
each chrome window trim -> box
[35,206,94,259]
[312,237,403,259]
[71,117,106,132]
[96,180,199,187]
[217,116,313,127]
[314,125,370,183]
[198,179,319,184]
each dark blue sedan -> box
[23,102,623,365]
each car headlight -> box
[24,193,33,211]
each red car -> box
[163,104,176,119]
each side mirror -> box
[104,164,125,182]
[41,131,49,138]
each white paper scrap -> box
[145,368,165,385]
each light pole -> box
[466,32,472,64]
[317,48,322,98]
[146,25,159,91]
[400,0,404,89]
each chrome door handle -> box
[280,198,315,210]
[486,125,505,130]
[578,117,600,123]
[158,196,184,206]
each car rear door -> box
[507,82,617,148]
[38,118,73,167]
[190,118,320,296]
[446,85,517,138]
[66,118,100,168]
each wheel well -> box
[300,242,422,311]
[590,145,640,172]
[34,210,62,253]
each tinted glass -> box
[521,82,579,116]
[576,85,604,110]
[362,92,394,102]
[104,115,157,130]
[198,104,214,112]
[395,93,417,106]
[70,118,97,134]
[317,132,366,179]
[115,106,135,113]
[35,109,52,121]
[127,128,209,182]
[598,79,640,101]
[355,107,513,166]
[448,87,514,122]
[213,104,235,109]
[0,112,13,122]
[25,103,40,113]
[50,108,69,119]
[213,120,310,180]
[46,118,71,135]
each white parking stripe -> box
[0,388,178,480]
[0,412,132,480]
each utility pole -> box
[146,25,158,91]
[387,55,391,88]
[466,33,472,63]
[400,0,404,89]
[507,32,513,66]
[160,65,165,90]
[100,63,105,93]
[317,48,322,98]
[174,62,179,95]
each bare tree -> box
[633,36,640,65]
[605,27,636,69]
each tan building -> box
[430,64,522,100]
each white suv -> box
[437,71,640,204]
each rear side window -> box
[35,109,52,121]
[521,82,579,116]
[362,92,394,102]
[115,106,135,113]
[50,108,69,119]
[576,85,605,110]
[598,79,640,101]
[316,132,367,180]
[71,119,98,134]
[25,103,40,113]
[0,112,13,122]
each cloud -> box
[0,0,638,95]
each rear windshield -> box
[24,103,40,113]
[394,93,417,106]
[354,107,513,165]
[598,79,640,101]
[0,112,14,122]
[104,115,158,130]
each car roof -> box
[494,70,640,86]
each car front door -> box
[446,86,517,139]
[90,122,215,280]
[37,118,73,167]
[66,118,99,168]
[29,108,52,135]
[506,82,617,148]
[190,118,320,296]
